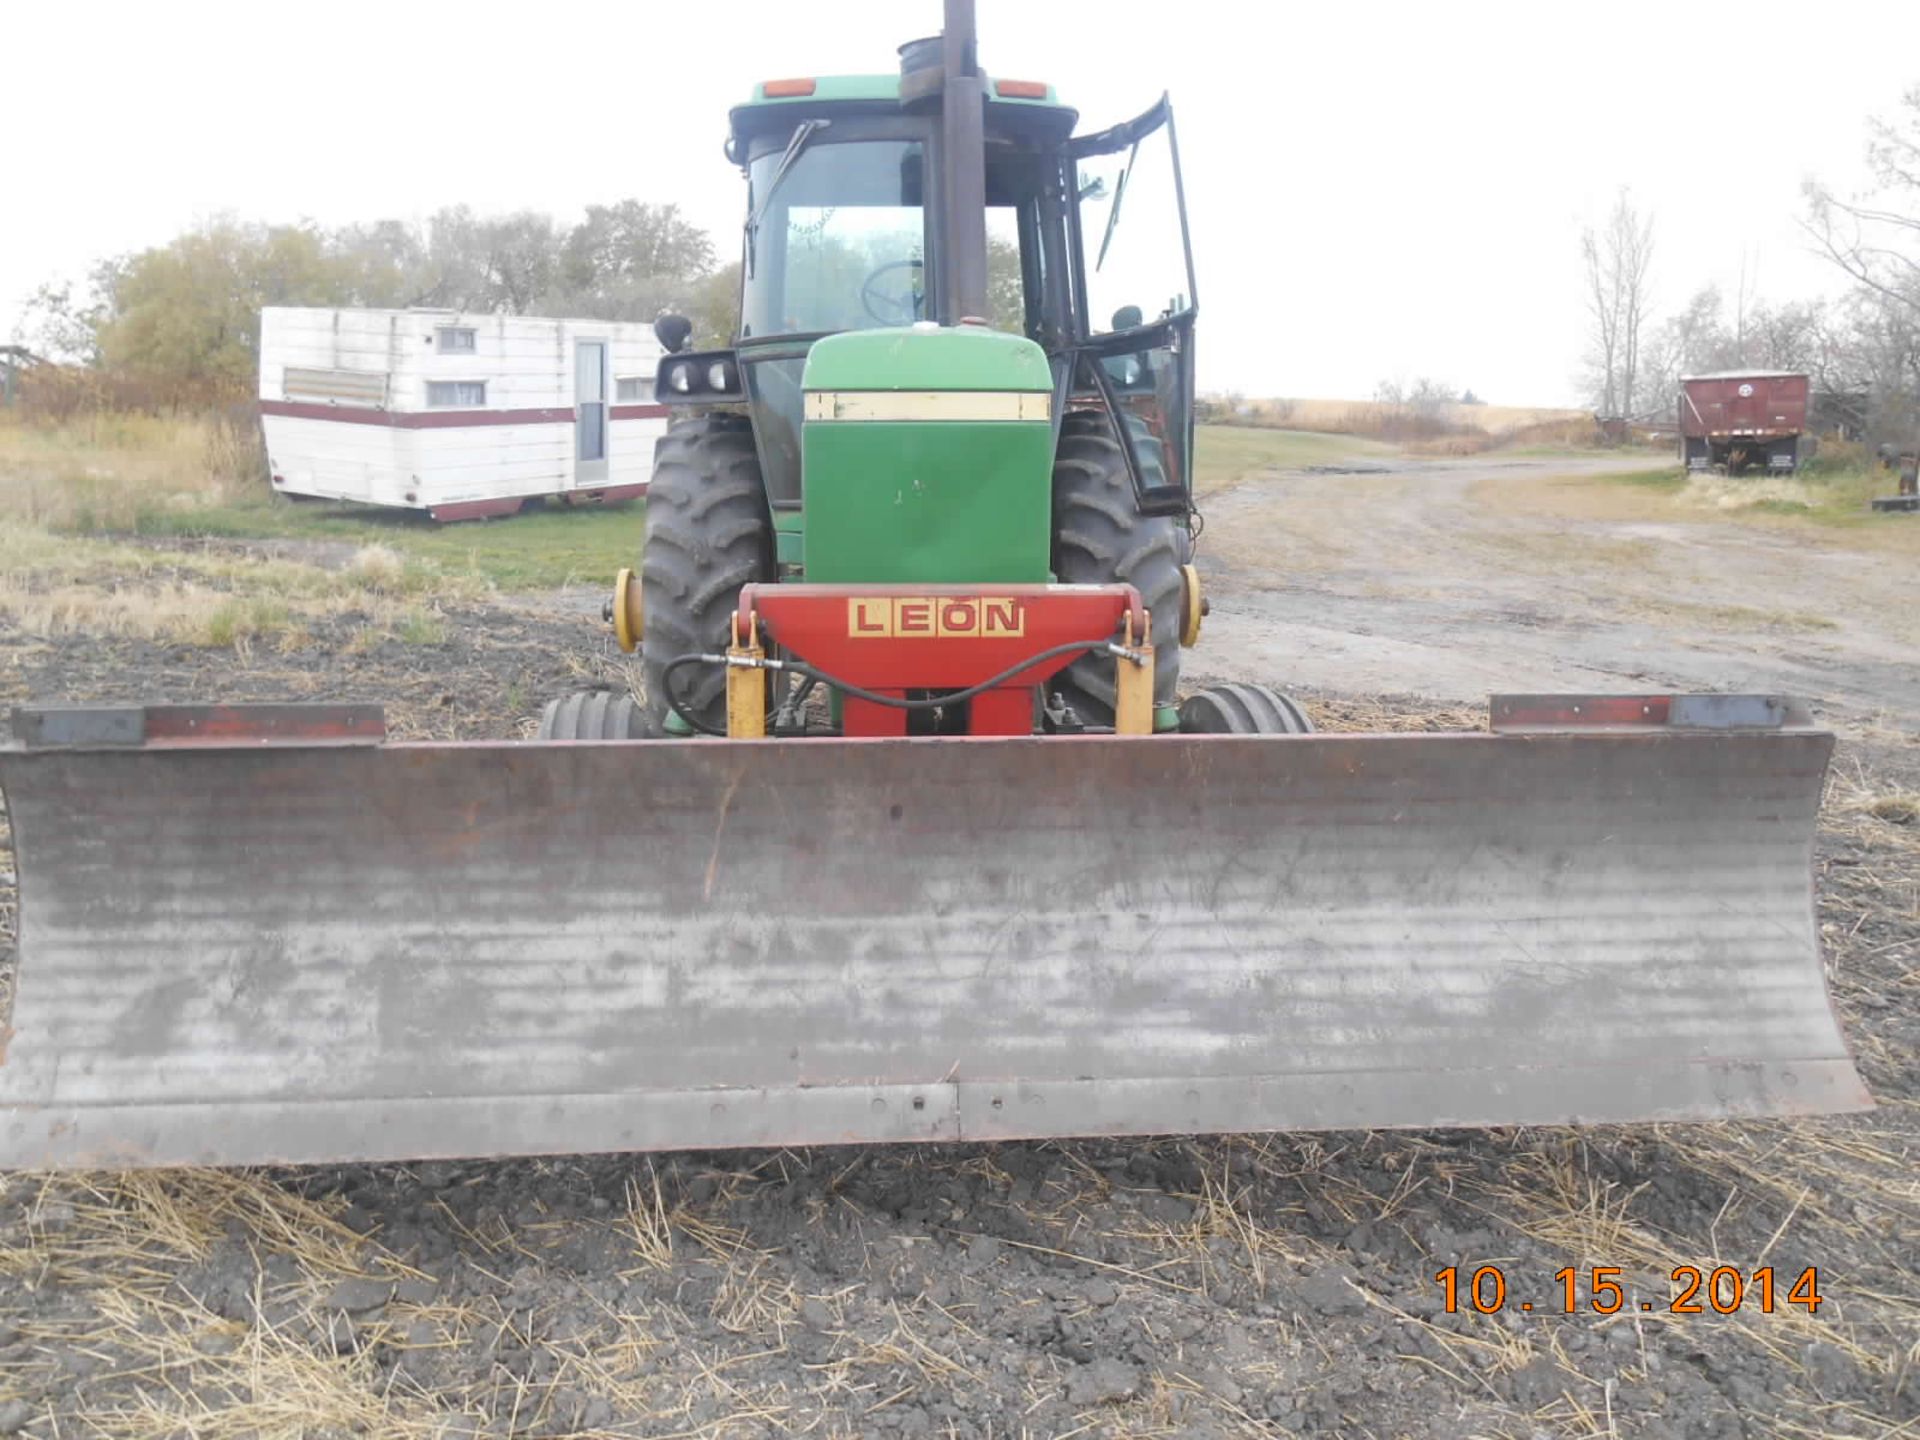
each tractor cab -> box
[667,64,1199,523]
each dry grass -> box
[1,1089,1912,1435]
[0,409,649,592]
[0,414,481,650]
[0,522,476,652]
[1472,462,1920,567]
[0,1169,449,1438]
[0,411,258,533]
[1407,417,1611,456]
[1249,397,1592,440]
[1678,465,1890,521]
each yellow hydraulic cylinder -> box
[1114,612,1154,736]
[726,614,766,739]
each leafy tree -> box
[94,220,348,391]
[986,234,1024,334]
[557,201,716,319]
[330,219,433,308]
[685,261,742,348]
[414,207,560,313]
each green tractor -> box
[557,0,1275,742]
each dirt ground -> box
[0,454,1914,1438]
[1192,452,1920,731]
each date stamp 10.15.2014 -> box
[1435,1265,1824,1317]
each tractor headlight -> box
[656,350,741,405]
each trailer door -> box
[575,340,608,484]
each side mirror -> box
[653,313,694,354]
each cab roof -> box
[749,74,1064,106]
[728,74,1077,158]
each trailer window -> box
[284,367,388,406]
[426,380,486,408]
[615,377,653,403]
[436,327,477,354]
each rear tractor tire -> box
[1178,683,1313,735]
[1049,411,1186,725]
[537,689,648,741]
[639,414,775,734]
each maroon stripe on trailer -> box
[610,403,670,420]
[259,400,576,429]
[562,483,649,504]
[428,497,528,523]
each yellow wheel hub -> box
[1177,563,1205,647]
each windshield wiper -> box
[746,119,830,277]
[1094,139,1139,275]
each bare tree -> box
[1580,191,1656,418]
[1580,229,1619,416]
[1804,87,1920,443]
[1804,87,1920,321]
[1371,377,1461,439]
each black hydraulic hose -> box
[663,636,1139,738]
[661,653,739,736]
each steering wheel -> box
[860,258,925,325]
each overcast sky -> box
[5,0,1912,406]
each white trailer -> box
[258,307,668,520]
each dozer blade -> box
[0,699,1868,1169]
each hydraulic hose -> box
[663,636,1140,738]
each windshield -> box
[741,139,928,338]
[1075,116,1191,336]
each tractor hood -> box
[799,325,1055,585]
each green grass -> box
[200,596,295,648]
[1192,425,1392,496]
[94,425,1362,578]
[131,496,646,590]
[0,412,645,591]
[132,427,1376,579]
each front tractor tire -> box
[537,689,647,741]
[640,414,775,734]
[1179,683,1314,735]
[1049,411,1186,724]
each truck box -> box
[1678,371,1810,474]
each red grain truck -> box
[1678,371,1811,474]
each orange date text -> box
[1433,1265,1823,1316]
